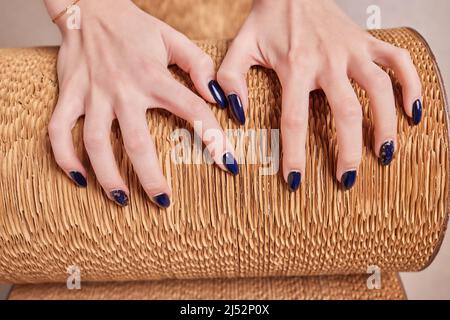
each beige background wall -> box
[0,0,449,300]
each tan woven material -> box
[0,28,448,284]
[8,274,405,300]
[132,0,252,40]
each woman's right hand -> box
[46,0,238,208]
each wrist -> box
[44,0,133,38]
[253,0,329,9]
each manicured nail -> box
[287,171,301,192]
[110,190,128,206]
[222,152,239,176]
[69,171,87,188]
[152,193,171,209]
[341,171,357,190]
[208,80,228,109]
[228,94,246,125]
[379,140,395,166]
[412,99,422,125]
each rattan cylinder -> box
[0,28,448,283]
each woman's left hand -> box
[217,0,422,191]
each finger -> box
[350,62,397,166]
[83,94,129,206]
[154,75,239,176]
[48,91,87,188]
[279,71,311,192]
[217,35,257,125]
[115,107,171,209]
[163,28,228,108]
[371,40,423,125]
[320,74,363,190]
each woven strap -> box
[0,28,448,283]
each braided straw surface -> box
[0,28,448,284]
[8,274,405,300]
[132,0,252,40]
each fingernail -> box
[222,152,239,176]
[379,140,395,166]
[110,190,128,206]
[152,193,171,209]
[228,94,246,125]
[287,171,302,192]
[412,99,422,125]
[341,171,357,190]
[69,171,87,188]
[208,80,228,109]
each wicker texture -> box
[8,274,405,300]
[0,28,448,284]
[132,0,252,40]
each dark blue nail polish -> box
[110,190,128,206]
[223,152,239,176]
[412,99,422,125]
[287,171,301,192]
[228,94,246,125]
[341,171,357,190]
[208,80,228,109]
[152,193,171,209]
[69,171,87,188]
[379,141,395,166]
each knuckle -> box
[286,47,302,65]
[217,68,240,85]
[334,104,362,121]
[197,54,214,70]
[396,48,412,63]
[187,100,208,119]
[124,130,149,154]
[142,63,162,81]
[285,43,313,58]
[282,113,307,130]
[48,118,62,139]
[84,132,106,151]
[370,70,392,90]
[324,55,344,74]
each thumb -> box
[217,35,258,125]
[163,27,221,106]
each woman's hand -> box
[217,0,422,191]
[45,0,238,208]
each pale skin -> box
[218,0,422,191]
[44,0,422,206]
[44,0,237,208]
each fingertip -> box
[110,189,129,207]
[340,170,357,191]
[208,80,229,109]
[411,98,423,125]
[222,152,239,176]
[68,170,87,188]
[378,140,396,166]
[228,93,246,125]
[151,193,171,209]
[287,171,302,193]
